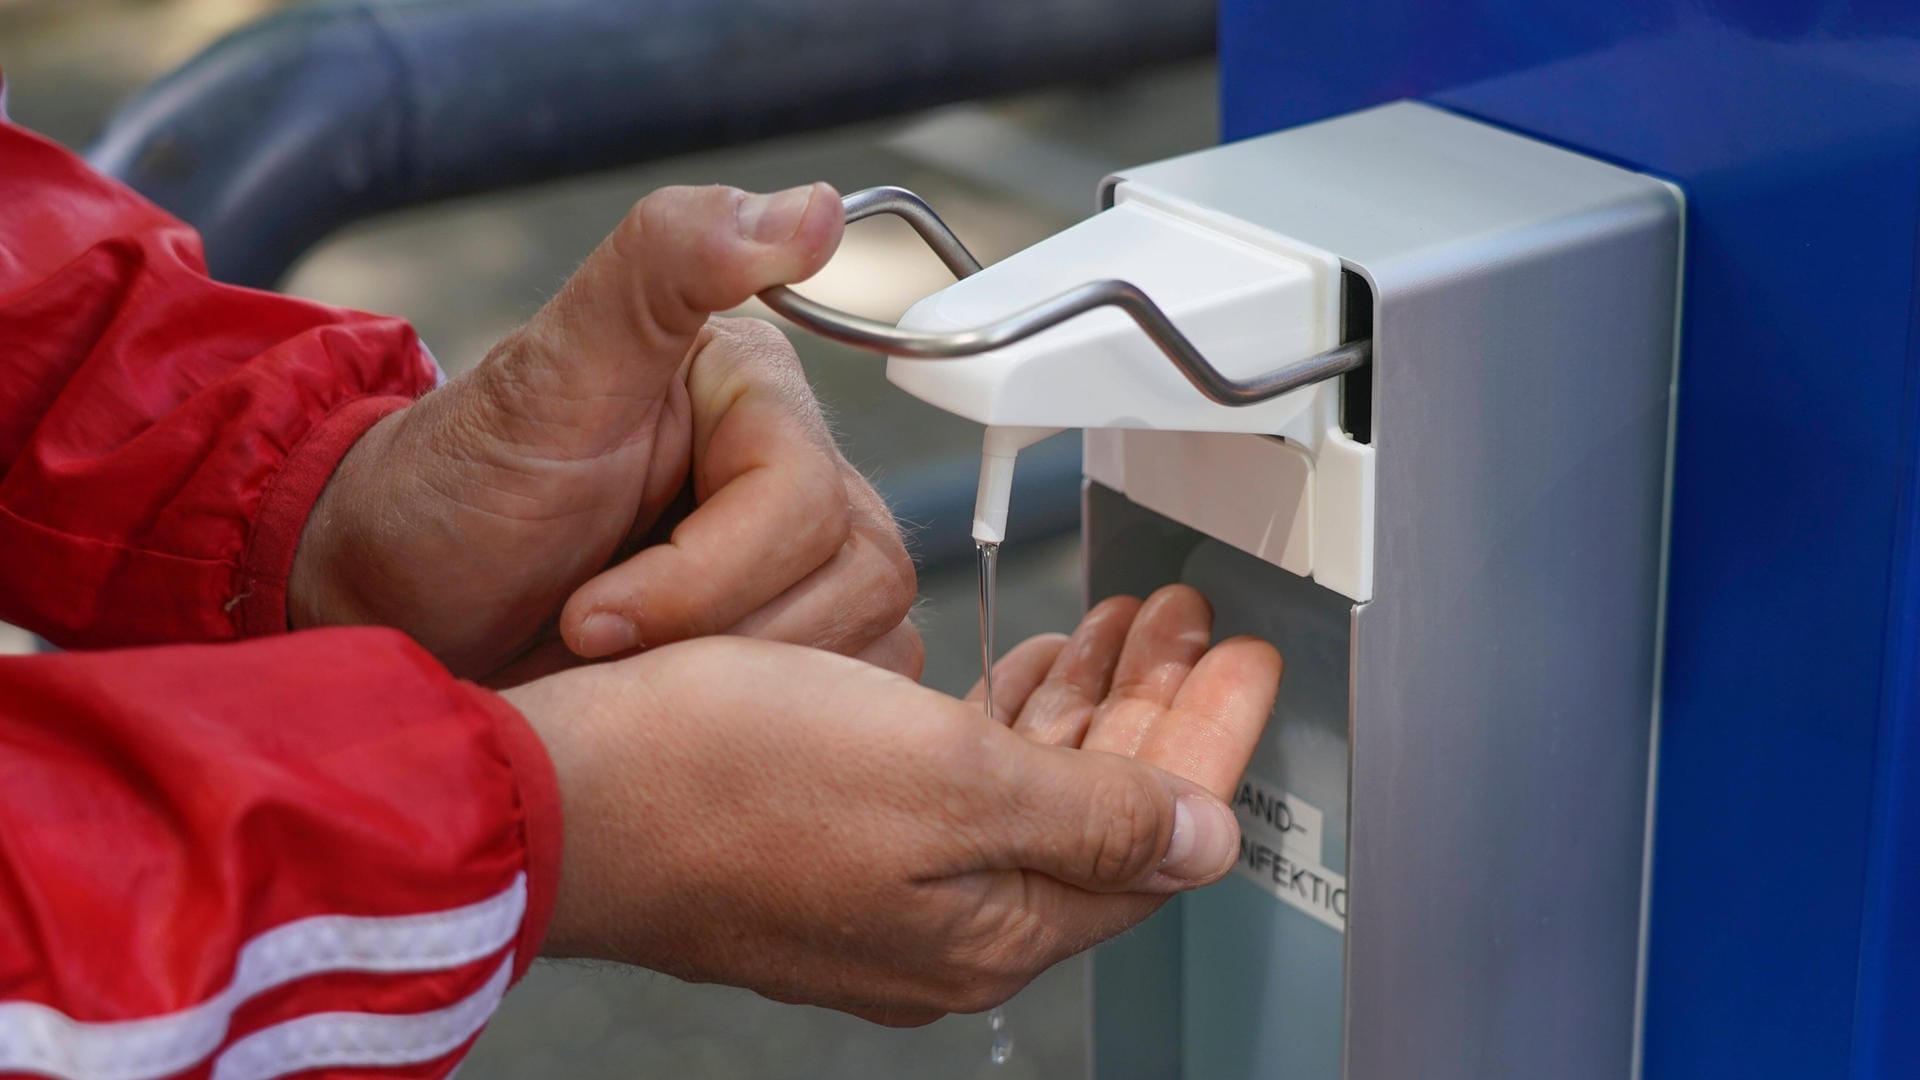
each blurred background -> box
[0,0,1218,1074]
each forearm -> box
[0,115,434,647]
[0,629,559,1078]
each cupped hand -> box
[289,184,921,681]
[503,584,1279,1025]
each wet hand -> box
[503,584,1278,1025]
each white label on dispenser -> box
[1231,774,1324,861]
[1230,775,1346,933]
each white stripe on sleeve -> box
[209,953,512,1080]
[0,873,525,1080]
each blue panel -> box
[1220,4,1920,1078]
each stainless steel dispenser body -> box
[1086,102,1683,1080]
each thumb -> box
[482,183,843,429]
[979,732,1241,894]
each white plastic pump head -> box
[885,184,1342,442]
[883,180,1350,552]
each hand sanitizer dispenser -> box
[765,101,1683,1080]
[763,175,1376,594]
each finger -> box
[1081,585,1215,758]
[485,183,843,412]
[561,322,853,656]
[970,729,1240,893]
[964,632,1070,722]
[723,464,917,657]
[852,618,927,680]
[1009,596,1142,747]
[980,871,1167,968]
[1133,636,1283,798]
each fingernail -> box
[576,612,638,657]
[1161,795,1236,881]
[736,184,818,244]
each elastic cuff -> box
[465,684,564,981]
[233,395,413,638]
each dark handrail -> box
[87,0,1215,289]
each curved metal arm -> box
[759,187,1372,407]
[840,187,985,277]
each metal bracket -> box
[757,186,1370,407]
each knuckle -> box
[849,473,917,602]
[949,981,1013,1016]
[922,713,992,784]
[627,185,677,230]
[664,596,727,642]
[924,879,1083,1016]
[846,550,917,644]
[893,622,927,681]
[933,890,1052,1014]
[827,478,858,532]
[702,316,807,389]
[878,537,919,617]
[1082,770,1166,887]
[940,944,1033,1014]
[604,188,703,341]
[617,185,692,261]
[917,722,1005,829]
[888,565,918,624]
[805,481,857,555]
[719,314,797,359]
[622,184,758,308]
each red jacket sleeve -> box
[0,629,562,1079]
[0,114,437,647]
[0,101,563,1078]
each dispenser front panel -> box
[1086,480,1353,1080]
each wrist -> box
[237,394,413,637]
[287,406,406,630]
[462,679,567,980]
[499,673,596,959]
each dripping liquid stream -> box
[977,539,1012,1066]
[977,540,999,723]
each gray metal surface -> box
[1099,102,1682,1078]
[1086,483,1354,1080]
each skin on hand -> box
[503,584,1280,1026]
[289,183,921,683]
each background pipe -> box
[87,0,1215,289]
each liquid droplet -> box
[986,1005,1012,1065]
[990,1006,1021,1060]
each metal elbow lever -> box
[756,186,1372,406]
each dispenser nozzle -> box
[973,425,1063,545]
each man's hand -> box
[503,584,1279,1025]
[289,184,921,681]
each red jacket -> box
[0,106,561,1077]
